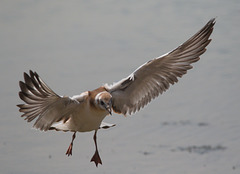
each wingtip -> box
[210,17,216,22]
[208,18,216,27]
[18,91,24,100]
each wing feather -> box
[17,70,83,131]
[106,18,215,115]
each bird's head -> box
[95,91,112,115]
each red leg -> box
[66,132,76,156]
[90,130,102,167]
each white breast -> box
[51,99,108,132]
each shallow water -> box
[1,0,240,174]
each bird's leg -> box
[90,130,102,167]
[66,132,76,156]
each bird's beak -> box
[106,106,112,115]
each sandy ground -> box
[0,1,240,174]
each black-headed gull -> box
[17,18,215,167]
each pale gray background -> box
[0,0,240,174]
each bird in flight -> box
[17,18,215,167]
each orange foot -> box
[66,143,73,156]
[90,150,102,167]
[66,132,76,156]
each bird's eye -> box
[100,100,105,106]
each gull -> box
[17,18,215,167]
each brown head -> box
[94,91,112,115]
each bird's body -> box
[50,89,111,132]
[17,18,216,167]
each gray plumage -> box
[106,18,215,115]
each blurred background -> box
[0,0,240,174]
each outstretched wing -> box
[105,18,215,115]
[17,70,85,131]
